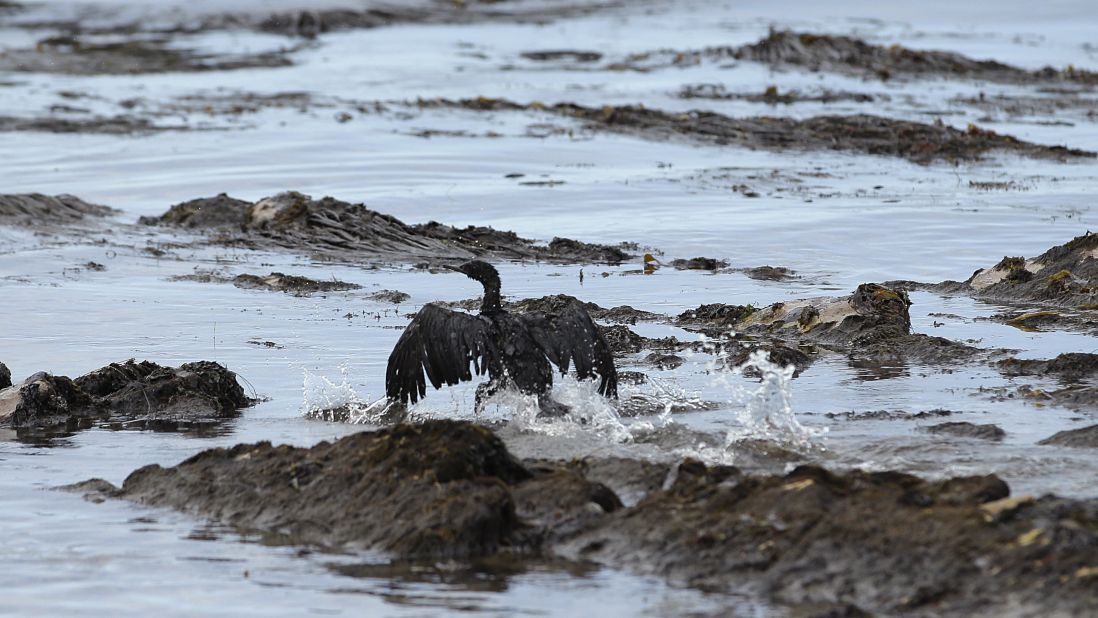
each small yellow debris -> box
[1006,311,1059,326]
[979,495,1034,521]
[781,478,815,492]
[1013,528,1044,547]
[1076,566,1098,579]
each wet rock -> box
[683,283,987,367]
[676,303,756,330]
[742,265,795,281]
[670,257,728,271]
[721,341,813,376]
[0,359,250,435]
[0,362,10,390]
[0,193,116,225]
[1038,423,1098,448]
[960,234,1098,307]
[142,191,632,265]
[77,423,1098,614]
[232,272,361,296]
[366,289,410,304]
[998,352,1098,382]
[75,359,248,420]
[569,457,670,507]
[0,373,97,430]
[419,98,1094,164]
[140,193,252,228]
[590,304,663,324]
[82,420,625,559]
[559,460,1098,616]
[545,237,629,264]
[922,421,1006,441]
[513,461,621,540]
[643,352,684,370]
[0,36,297,75]
[599,325,682,357]
[508,293,601,315]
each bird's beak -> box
[443,263,462,272]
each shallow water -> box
[3,0,1098,615]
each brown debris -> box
[419,97,1094,163]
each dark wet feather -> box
[385,303,491,405]
[518,302,618,398]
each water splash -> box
[480,375,637,444]
[299,365,396,424]
[710,346,826,449]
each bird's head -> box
[447,259,500,287]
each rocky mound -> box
[0,359,250,435]
[71,421,1098,616]
[140,191,632,265]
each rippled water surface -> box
[2,0,1098,615]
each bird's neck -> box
[480,281,502,314]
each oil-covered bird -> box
[385,260,618,413]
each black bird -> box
[385,260,617,413]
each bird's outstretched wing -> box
[385,303,494,405]
[519,302,618,398]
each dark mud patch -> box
[639,30,1098,86]
[521,50,602,63]
[0,35,298,75]
[669,256,728,271]
[1,359,251,438]
[679,83,878,105]
[173,270,361,296]
[741,265,796,281]
[1039,423,1098,448]
[951,92,1098,120]
[922,421,1006,441]
[825,408,956,421]
[234,272,361,295]
[141,191,632,266]
[0,113,175,135]
[366,289,410,304]
[0,193,116,225]
[998,353,1098,382]
[418,97,1093,163]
